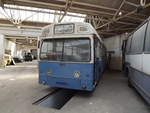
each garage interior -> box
[0,0,150,113]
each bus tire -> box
[125,67,129,77]
[128,79,133,88]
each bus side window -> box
[144,21,150,52]
[130,23,147,54]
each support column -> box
[0,34,5,67]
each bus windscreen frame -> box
[40,38,91,62]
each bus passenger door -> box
[94,37,102,85]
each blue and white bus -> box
[38,22,106,91]
[124,17,150,104]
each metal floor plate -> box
[33,89,76,109]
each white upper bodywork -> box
[40,22,102,42]
[126,54,150,75]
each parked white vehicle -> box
[124,17,150,105]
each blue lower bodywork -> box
[129,67,150,105]
[38,59,104,91]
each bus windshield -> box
[40,38,91,62]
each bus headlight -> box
[74,71,80,78]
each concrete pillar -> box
[0,34,5,67]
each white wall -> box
[104,34,127,71]
[0,36,17,67]
[0,34,5,67]
[4,39,16,56]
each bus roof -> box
[40,22,102,41]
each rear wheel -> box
[128,79,133,88]
[128,79,131,87]
[126,68,133,88]
[124,67,129,77]
[90,84,96,93]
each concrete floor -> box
[0,61,149,113]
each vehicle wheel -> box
[124,68,129,77]
[90,86,96,93]
[128,79,133,88]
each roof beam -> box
[4,0,114,18]
[6,36,37,40]
[0,26,41,37]
[0,18,50,27]
[99,27,135,32]
[98,32,117,35]
[96,2,150,30]
[4,6,86,18]
[4,0,147,19]
[125,1,139,7]
[58,0,73,23]
[2,6,139,26]
[113,0,126,20]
